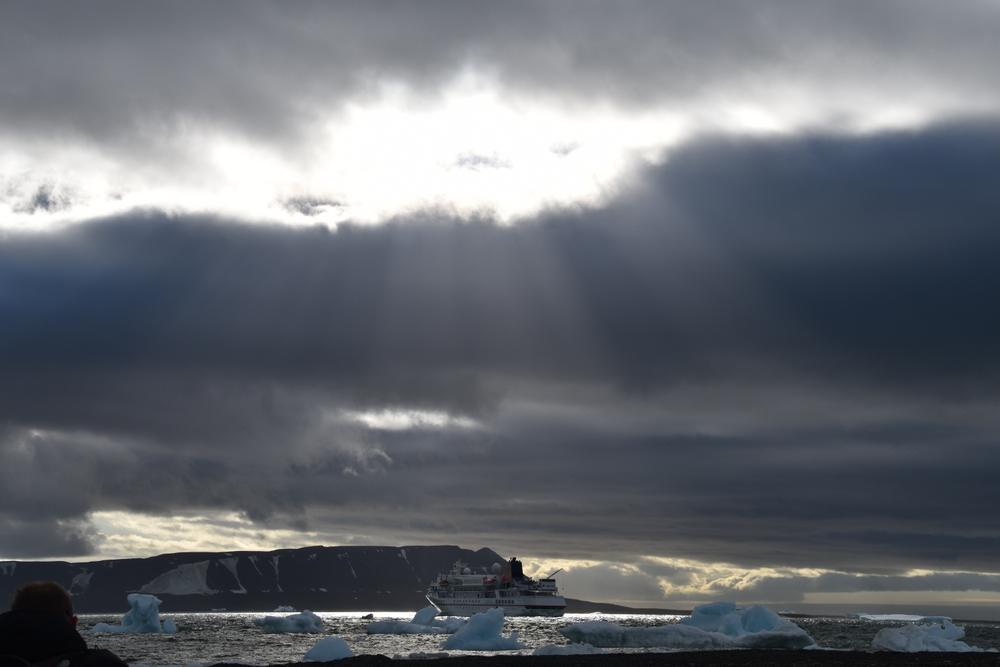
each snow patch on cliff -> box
[70,570,94,595]
[140,560,217,596]
[271,555,283,592]
[248,555,263,577]
[218,556,247,593]
[338,552,357,579]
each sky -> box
[2,1,1000,613]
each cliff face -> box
[0,545,504,612]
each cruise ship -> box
[426,557,567,617]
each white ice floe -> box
[411,605,438,626]
[857,613,951,623]
[304,637,353,661]
[441,608,524,651]
[367,605,466,635]
[533,643,604,655]
[92,594,177,634]
[560,601,814,650]
[254,610,325,633]
[871,619,994,652]
[273,605,297,612]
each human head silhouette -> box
[11,581,78,628]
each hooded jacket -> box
[0,610,124,667]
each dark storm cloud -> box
[651,120,1000,385]
[2,1,1000,148]
[2,121,1000,572]
[0,516,97,559]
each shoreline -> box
[207,650,1000,666]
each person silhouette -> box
[0,581,125,667]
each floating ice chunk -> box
[411,605,467,632]
[92,593,176,634]
[560,602,814,650]
[274,605,297,612]
[681,601,777,634]
[559,621,626,647]
[533,643,604,655]
[304,637,353,661]
[254,610,325,633]
[411,605,438,626]
[432,616,467,633]
[681,601,740,631]
[367,606,465,635]
[858,613,952,623]
[872,620,992,652]
[680,601,810,646]
[441,608,523,651]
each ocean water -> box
[78,611,1000,665]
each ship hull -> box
[426,595,565,617]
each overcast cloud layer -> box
[2,2,1000,608]
[5,1,1000,227]
[4,1,1000,136]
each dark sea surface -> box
[78,612,1000,666]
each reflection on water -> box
[78,611,1000,665]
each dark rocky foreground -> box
[210,651,1000,667]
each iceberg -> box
[411,605,438,626]
[304,637,353,662]
[560,602,814,650]
[254,610,325,633]
[91,593,176,634]
[367,605,466,635]
[533,643,604,655]
[857,613,951,622]
[441,608,524,651]
[871,619,993,652]
[680,601,812,647]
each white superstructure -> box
[426,557,566,617]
